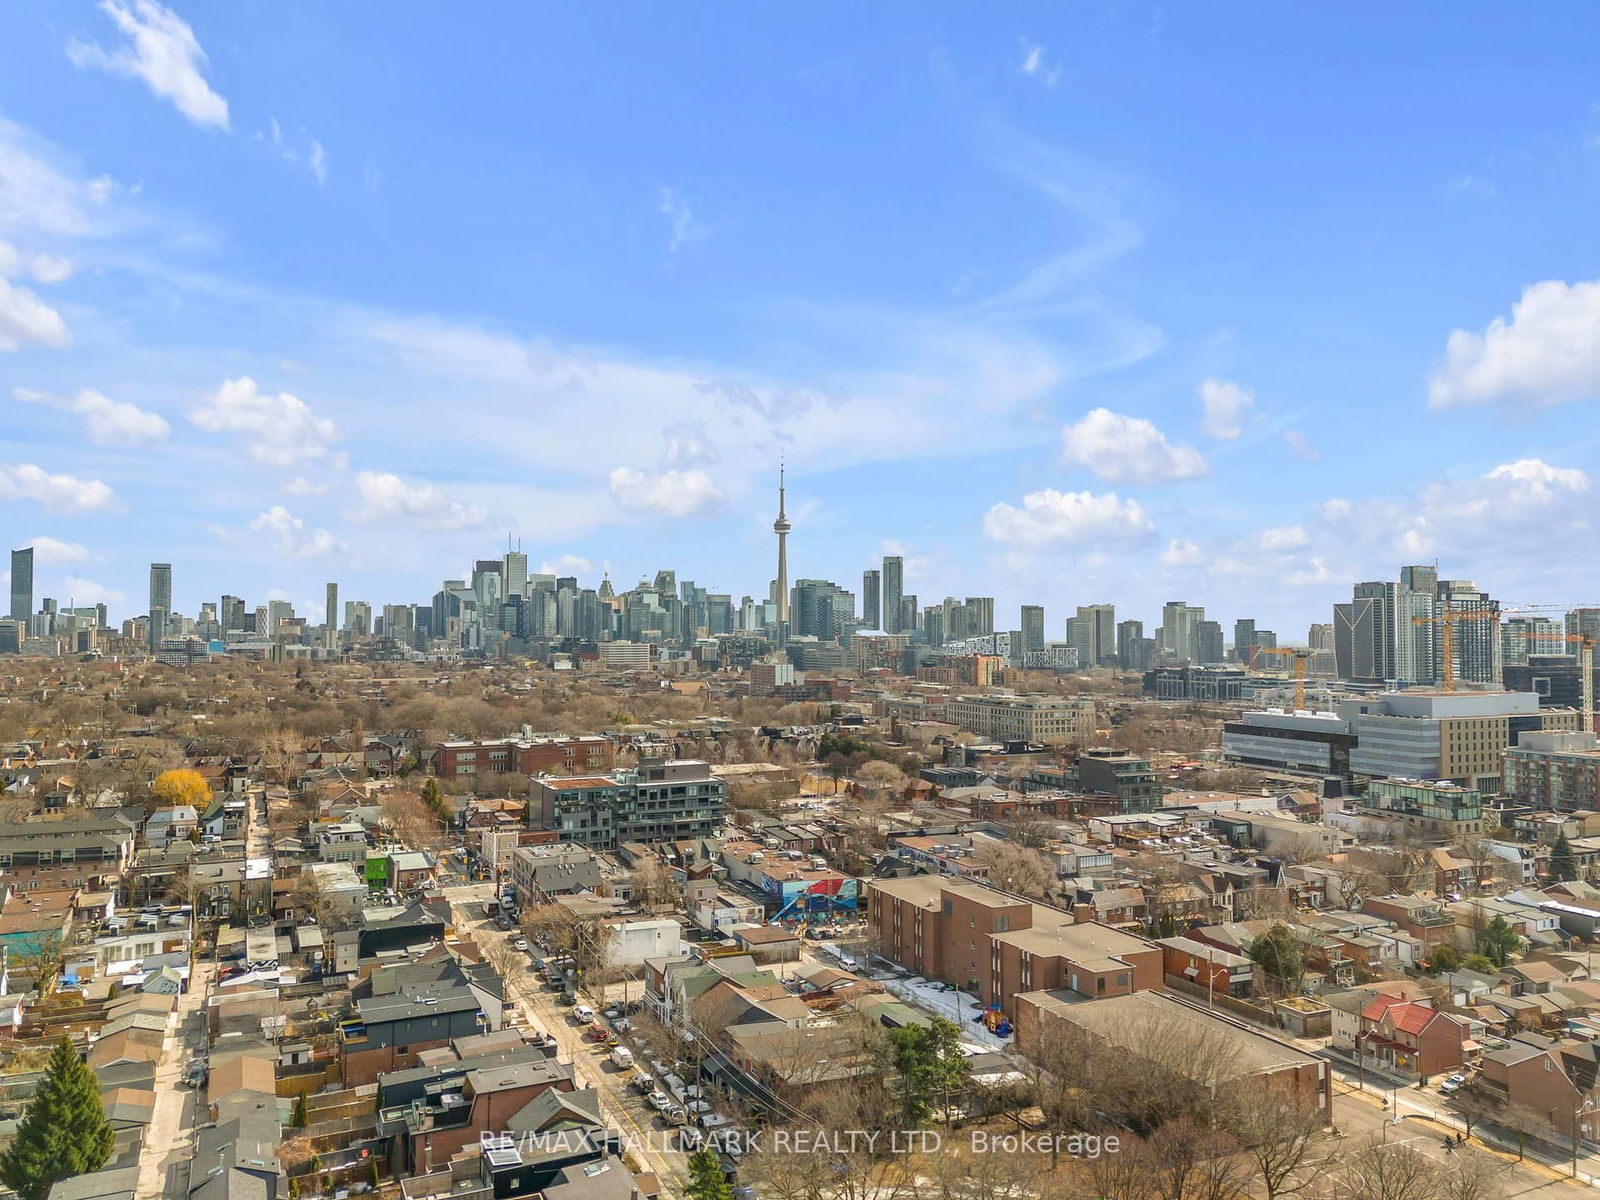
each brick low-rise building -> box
[865,875,1160,1014]
[433,734,614,780]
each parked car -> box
[511,937,529,951]
[573,1004,596,1023]
[647,1090,674,1112]
[603,1006,622,1019]
[1439,1073,1467,1095]
[633,1073,656,1094]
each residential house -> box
[1355,995,1478,1080]
[1158,935,1254,998]
[143,806,198,848]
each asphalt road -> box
[1330,1063,1600,1199]
[441,884,691,1195]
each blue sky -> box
[3,3,1599,640]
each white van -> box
[611,1046,634,1069]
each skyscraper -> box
[1021,605,1045,653]
[773,466,791,635]
[1117,619,1151,671]
[1075,604,1116,667]
[325,582,338,632]
[862,568,881,631]
[1436,579,1500,685]
[882,555,903,634]
[965,597,996,636]
[503,550,529,598]
[9,548,32,622]
[148,563,172,648]
[1158,601,1204,662]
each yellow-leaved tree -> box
[152,769,209,808]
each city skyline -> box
[3,6,1600,631]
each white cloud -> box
[353,471,488,531]
[1249,524,1310,554]
[1159,538,1204,566]
[0,118,126,240]
[609,467,726,517]
[15,386,169,445]
[982,488,1153,548]
[250,506,345,557]
[190,377,341,466]
[60,576,125,607]
[0,278,69,352]
[0,240,74,284]
[1282,430,1319,461]
[1060,408,1208,485]
[1018,39,1061,87]
[21,536,93,565]
[658,187,707,254]
[281,476,327,496]
[1429,280,1600,408]
[263,118,328,185]
[1285,558,1332,586]
[537,554,595,578]
[1199,378,1255,440]
[0,464,118,513]
[67,0,229,130]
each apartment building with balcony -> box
[528,758,724,851]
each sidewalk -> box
[1326,1048,1600,1190]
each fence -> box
[1162,974,1282,1028]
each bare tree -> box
[1223,1080,1334,1199]
[973,841,1053,900]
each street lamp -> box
[1572,1094,1599,1178]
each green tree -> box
[1428,943,1462,974]
[291,1092,308,1128]
[1476,915,1522,967]
[888,1016,967,1127]
[1246,924,1305,994]
[685,1146,732,1200]
[1551,833,1578,882]
[1462,952,1498,974]
[0,1037,115,1200]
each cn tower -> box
[773,462,791,635]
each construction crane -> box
[1410,608,1498,693]
[1248,645,1314,711]
[1504,627,1596,735]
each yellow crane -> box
[1505,627,1596,735]
[1248,645,1314,710]
[1410,608,1498,693]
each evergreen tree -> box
[291,1092,308,1128]
[1476,915,1522,967]
[1551,833,1579,882]
[1246,923,1305,994]
[0,1038,115,1200]
[888,1016,967,1127]
[685,1146,732,1200]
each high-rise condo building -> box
[1021,605,1045,653]
[862,568,881,631]
[148,563,172,648]
[325,582,338,632]
[965,597,996,636]
[1074,604,1116,667]
[882,555,904,634]
[9,548,32,622]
